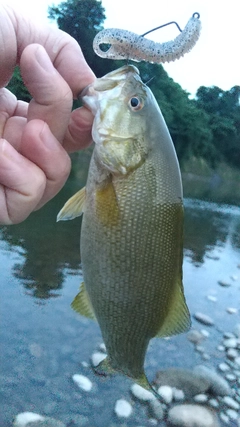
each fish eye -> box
[129,96,143,111]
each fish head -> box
[80,65,157,175]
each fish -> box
[57,65,191,391]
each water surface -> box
[1,161,240,426]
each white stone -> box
[72,374,92,392]
[208,398,219,408]
[194,312,214,326]
[157,385,173,404]
[91,352,106,367]
[235,356,240,366]
[13,412,44,427]
[226,409,239,420]
[223,396,240,410]
[201,329,210,337]
[225,373,236,381]
[233,323,240,338]
[98,343,106,353]
[194,394,208,403]
[131,383,156,401]
[227,348,238,359]
[173,388,185,401]
[217,345,225,352]
[207,295,217,302]
[220,412,229,423]
[230,274,238,281]
[114,399,132,418]
[81,361,89,368]
[226,307,238,314]
[218,363,230,372]
[223,338,238,348]
[168,404,220,427]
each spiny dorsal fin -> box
[57,187,86,221]
[156,277,191,338]
[71,282,96,320]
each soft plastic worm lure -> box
[93,13,201,64]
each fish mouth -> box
[79,65,140,98]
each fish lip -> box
[78,84,96,100]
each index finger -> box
[0,4,95,97]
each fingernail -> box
[35,45,56,74]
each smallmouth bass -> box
[58,65,191,391]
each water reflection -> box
[0,153,239,299]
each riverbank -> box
[181,157,240,206]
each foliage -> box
[48,0,119,76]
[5,0,239,171]
[195,85,240,168]
[6,66,31,102]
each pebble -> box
[72,374,92,392]
[187,330,205,344]
[194,394,208,403]
[235,356,240,366]
[91,352,106,367]
[220,412,229,423]
[173,388,185,401]
[225,409,239,420]
[194,365,231,396]
[225,373,236,381]
[201,329,210,338]
[227,348,238,359]
[154,368,210,398]
[207,295,217,302]
[148,399,164,420]
[226,307,238,314]
[234,324,240,338]
[223,338,238,348]
[218,280,231,287]
[114,399,133,418]
[193,312,214,326]
[168,404,220,427]
[98,342,107,352]
[222,396,240,410]
[13,413,44,427]
[230,274,238,281]
[157,385,173,404]
[217,345,225,352]
[131,383,156,401]
[209,399,219,408]
[13,414,66,427]
[218,363,230,372]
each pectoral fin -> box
[71,282,96,320]
[57,187,86,221]
[156,277,191,338]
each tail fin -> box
[93,356,159,399]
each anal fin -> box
[71,282,96,320]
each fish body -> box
[58,65,190,388]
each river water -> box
[1,157,240,426]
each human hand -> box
[0,5,95,225]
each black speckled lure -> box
[93,13,201,64]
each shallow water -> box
[1,168,240,426]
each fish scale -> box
[58,65,191,390]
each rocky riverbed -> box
[1,199,240,427]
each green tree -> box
[196,85,240,168]
[6,66,31,102]
[48,0,118,76]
